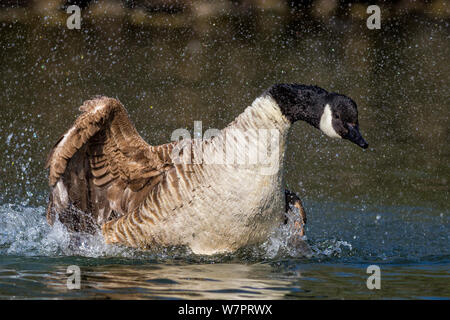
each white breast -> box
[144,95,292,255]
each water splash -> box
[0,203,356,262]
[0,204,137,258]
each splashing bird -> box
[45,84,368,255]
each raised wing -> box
[45,96,175,232]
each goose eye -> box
[334,114,340,119]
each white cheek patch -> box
[319,104,341,139]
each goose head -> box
[267,83,368,149]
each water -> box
[0,7,449,299]
[0,203,448,299]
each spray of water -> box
[0,203,353,262]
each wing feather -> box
[46,96,174,232]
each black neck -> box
[266,84,328,127]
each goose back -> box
[46,95,292,254]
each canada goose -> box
[46,84,368,255]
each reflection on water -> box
[0,5,448,299]
[49,263,293,299]
[1,256,448,299]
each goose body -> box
[46,84,368,255]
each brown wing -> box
[45,96,175,233]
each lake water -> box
[0,8,448,299]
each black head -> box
[267,83,368,149]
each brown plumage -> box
[45,97,176,232]
[45,95,307,254]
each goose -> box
[45,84,368,255]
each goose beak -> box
[346,124,368,149]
